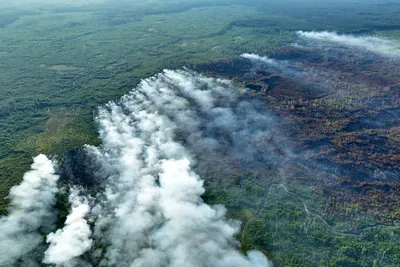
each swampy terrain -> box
[0,0,399,266]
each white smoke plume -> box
[89,69,273,267]
[241,53,280,66]
[297,31,400,58]
[44,188,92,266]
[0,154,59,266]
[241,53,302,76]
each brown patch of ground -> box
[195,44,400,228]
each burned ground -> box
[195,43,400,232]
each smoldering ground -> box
[241,53,304,77]
[200,32,400,184]
[297,31,400,59]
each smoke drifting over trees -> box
[297,31,400,58]
[44,188,92,266]
[88,70,272,266]
[1,0,399,261]
[0,70,273,266]
[0,155,59,266]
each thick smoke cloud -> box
[89,69,272,266]
[0,155,59,266]
[0,70,273,266]
[297,31,400,58]
[44,188,92,266]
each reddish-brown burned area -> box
[195,44,400,231]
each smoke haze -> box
[297,31,400,58]
[0,0,105,8]
[241,53,280,66]
[241,53,303,77]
